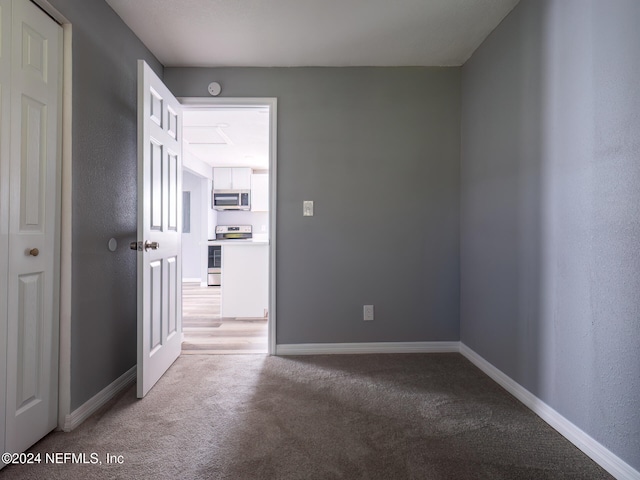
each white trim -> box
[460,343,640,480]
[178,97,276,107]
[31,0,73,433]
[57,20,73,432]
[177,97,277,356]
[32,0,67,24]
[268,100,277,356]
[276,341,460,355]
[62,366,136,432]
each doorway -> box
[179,98,277,355]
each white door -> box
[3,0,62,454]
[0,0,11,462]
[136,60,182,398]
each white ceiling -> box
[183,107,270,170]
[111,0,520,171]
[105,0,520,67]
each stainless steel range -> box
[207,226,253,286]
[215,225,253,241]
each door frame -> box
[31,0,72,430]
[179,97,277,355]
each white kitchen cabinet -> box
[251,174,269,212]
[213,167,252,190]
[232,168,252,189]
[213,167,233,190]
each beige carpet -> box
[1,354,612,479]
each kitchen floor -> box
[182,282,268,354]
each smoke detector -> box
[207,82,221,96]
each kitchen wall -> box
[461,0,640,470]
[48,0,162,410]
[182,171,207,282]
[165,67,461,344]
[217,211,269,236]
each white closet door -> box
[4,0,62,455]
[0,0,12,463]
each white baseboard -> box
[460,343,640,480]
[62,366,136,432]
[181,278,202,284]
[276,341,460,355]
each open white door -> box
[135,60,182,398]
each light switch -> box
[303,201,314,217]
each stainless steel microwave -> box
[212,190,251,210]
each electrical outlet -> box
[363,305,374,321]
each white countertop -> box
[207,236,269,247]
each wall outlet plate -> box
[363,305,374,321]
[303,200,314,216]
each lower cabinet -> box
[221,245,269,318]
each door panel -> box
[168,152,178,230]
[16,272,43,413]
[20,95,45,229]
[149,260,162,352]
[150,141,163,230]
[5,0,61,455]
[137,60,182,398]
[21,23,47,82]
[167,256,177,335]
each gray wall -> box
[461,0,640,470]
[165,67,461,344]
[48,0,162,410]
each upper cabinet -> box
[251,174,269,212]
[213,167,251,190]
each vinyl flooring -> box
[181,282,268,354]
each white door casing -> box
[3,0,62,455]
[136,60,182,398]
[179,97,277,354]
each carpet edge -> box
[460,343,639,480]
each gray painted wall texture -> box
[48,0,162,410]
[37,1,637,469]
[165,67,461,344]
[461,0,640,470]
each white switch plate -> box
[363,305,374,321]
[303,200,314,216]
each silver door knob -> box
[28,248,39,257]
[130,241,160,251]
[144,241,160,251]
